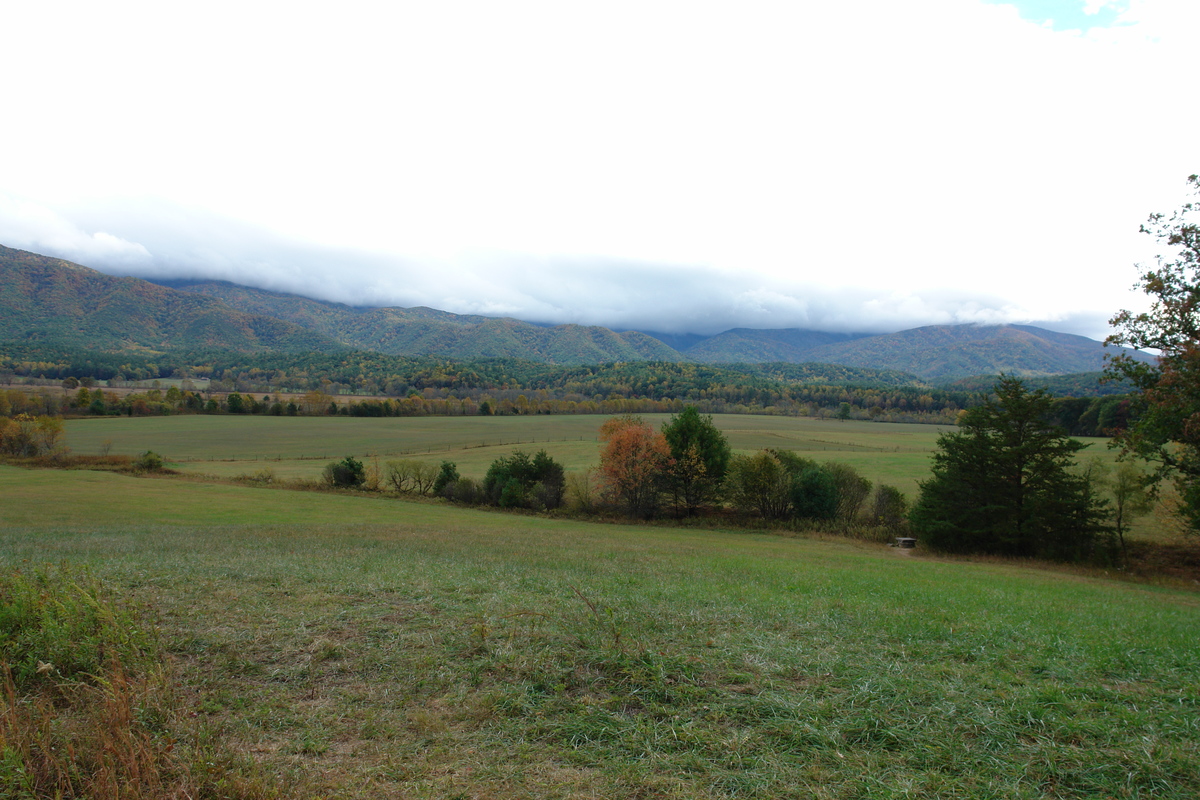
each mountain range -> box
[1,243,1153,382]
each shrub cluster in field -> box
[581,409,907,536]
[0,413,66,458]
[393,408,911,538]
[408,393,1139,563]
[726,448,907,532]
[0,565,273,799]
[326,451,571,512]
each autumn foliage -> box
[598,415,673,517]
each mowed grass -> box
[2,465,1198,798]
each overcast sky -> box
[2,0,1196,338]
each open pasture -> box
[64,414,963,494]
[63,412,1124,499]
[1,465,1197,798]
[62,413,1152,537]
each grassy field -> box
[63,412,1142,532]
[63,414,969,496]
[2,464,1198,798]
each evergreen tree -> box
[432,460,460,495]
[661,406,731,515]
[909,377,1108,561]
[324,456,365,488]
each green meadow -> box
[62,413,989,496]
[2,427,1198,797]
[61,412,1126,526]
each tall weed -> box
[0,565,275,800]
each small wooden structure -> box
[894,537,917,549]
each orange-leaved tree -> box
[598,415,672,517]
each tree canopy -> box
[598,415,672,517]
[661,406,731,515]
[1106,174,1200,532]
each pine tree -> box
[909,377,1108,561]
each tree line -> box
[2,345,983,422]
[0,378,1134,440]
[0,361,1136,439]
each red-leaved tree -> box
[598,415,672,517]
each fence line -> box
[176,436,596,462]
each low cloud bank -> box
[2,196,1122,341]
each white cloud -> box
[0,0,1193,342]
[0,195,152,267]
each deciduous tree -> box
[483,449,565,509]
[1084,459,1153,558]
[726,450,793,519]
[1106,174,1200,532]
[598,415,672,517]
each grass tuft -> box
[0,565,278,800]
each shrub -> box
[0,414,66,458]
[482,449,566,510]
[323,456,365,488]
[235,467,276,485]
[134,450,164,472]
[432,460,460,495]
[870,484,909,536]
[726,451,793,519]
[565,468,599,513]
[791,465,839,521]
[443,477,484,504]
[823,461,872,521]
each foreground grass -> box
[0,565,275,799]
[2,466,1197,798]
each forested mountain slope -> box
[797,324,1155,381]
[164,280,684,364]
[684,327,867,362]
[0,245,341,353]
[2,243,1151,379]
